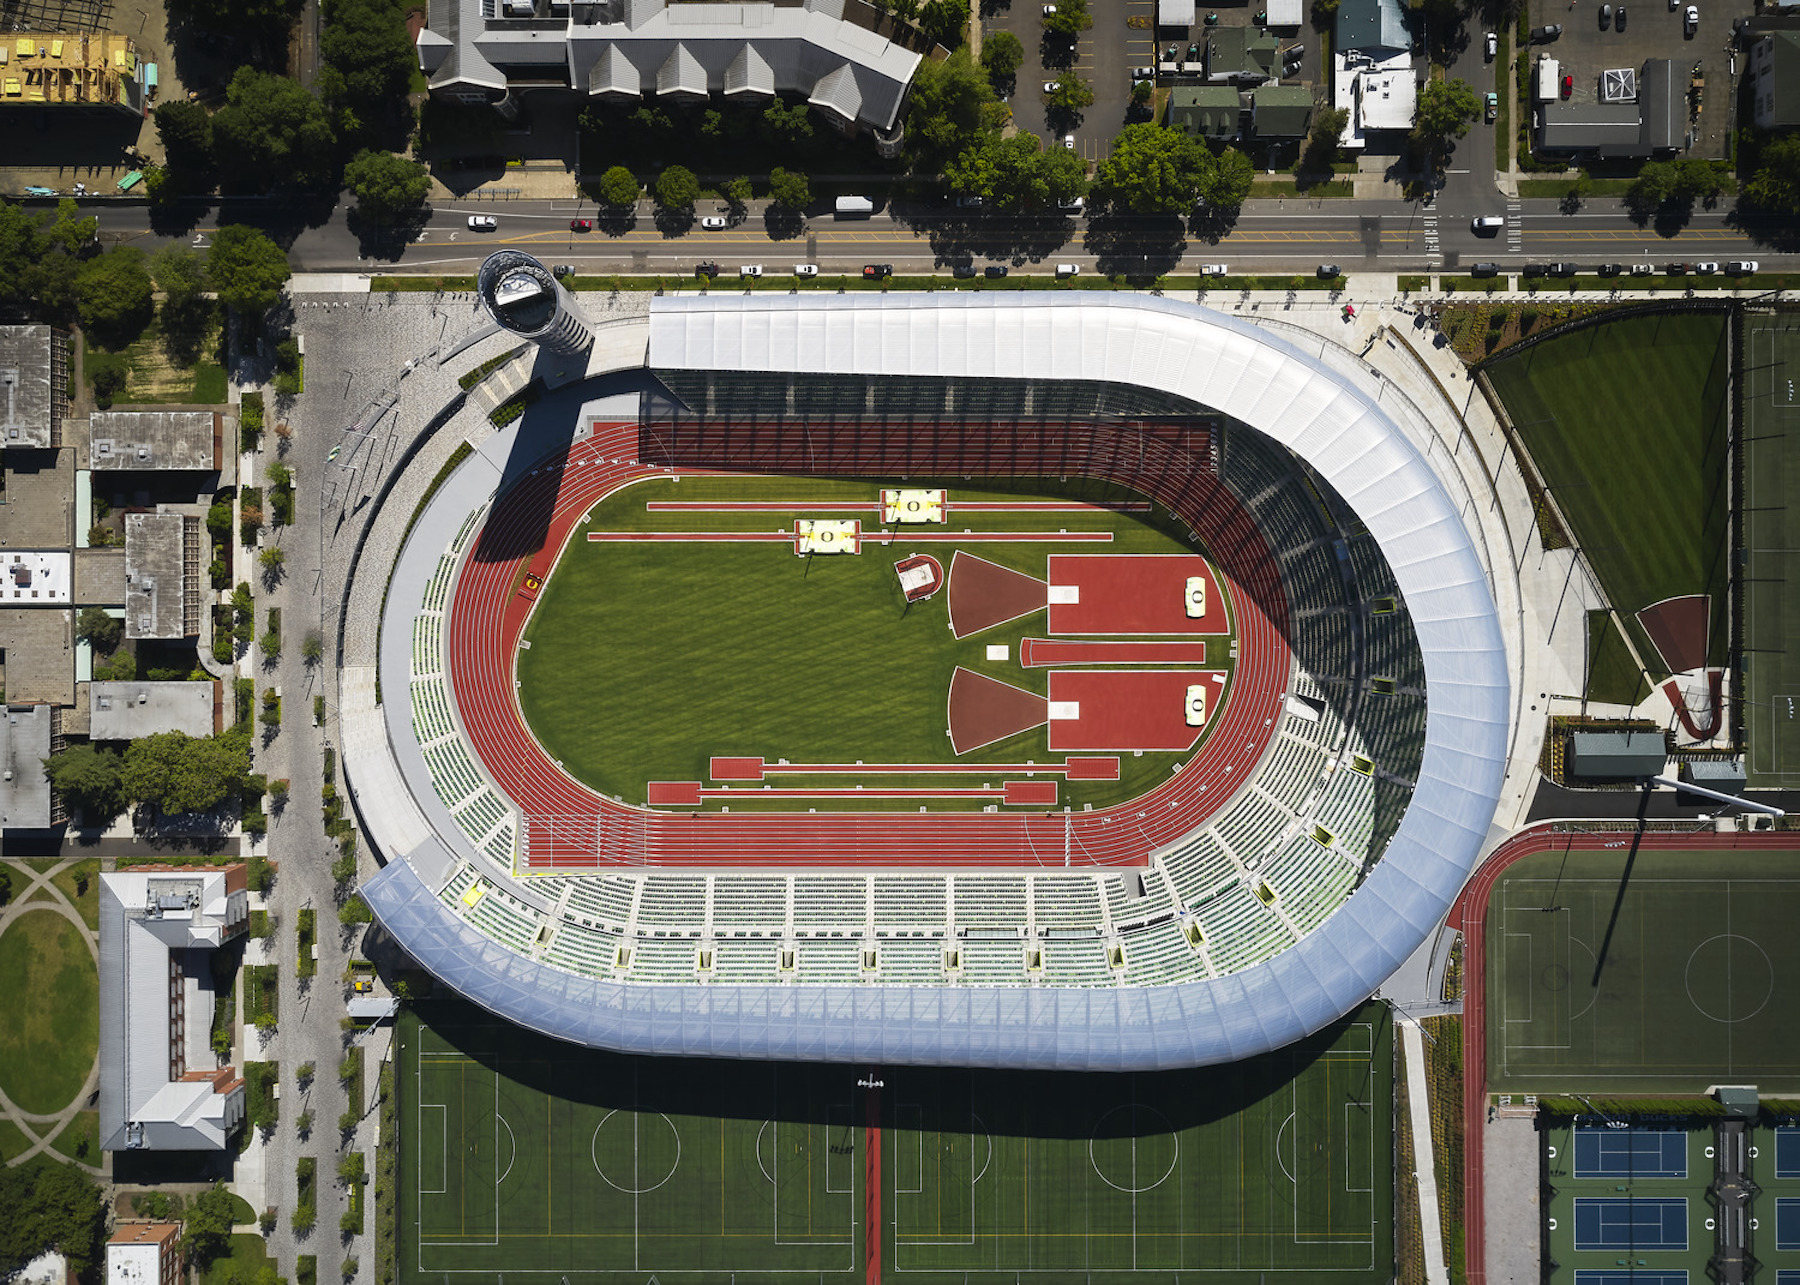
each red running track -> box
[444,420,1292,869]
[1447,826,1800,1285]
[1021,638,1210,667]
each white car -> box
[794,264,819,277]
[1727,260,1760,273]
[1042,3,1056,11]
[1062,134,1076,149]
[1694,261,1720,274]
[1185,684,1207,727]
[1131,66,1155,80]
[700,215,728,229]
[1630,263,1655,275]
[1484,30,1497,58]
[466,215,497,230]
[1684,3,1698,28]
[1058,196,1085,213]
[1199,263,1229,276]
[1043,81,1061,93]
[739,264,763,277]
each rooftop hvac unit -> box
[1601,67,1637,101]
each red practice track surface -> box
[1048,554,1227,635]
[1448,826,1800,1285]
[945,552,1047,638]
[1636,594,1710,674]
[947,667,1048,754]
[709,757,1118,780]
[1046,670,1222,751]
[443,418,1291,868]
[1020,638,1209,667]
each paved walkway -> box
[1399,1017,1451,1285]
[0,858,105,1176]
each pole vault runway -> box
[443,419,1293,869]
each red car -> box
[569,218,592,232]
[1561,73,1573,98]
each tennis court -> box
[1744,313,1800,787]
[1573,1197,1689,1252]
[1573,1272,1688,1285]
[1779,1197,1800,1251]
[1778,1126,1800,1178]
[1573,1127,1687,1179]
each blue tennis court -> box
[1573,1126,1689,1179]
[1573,1197,1688,1252]
[1777,1127,1800,1179]
[1778,1271,1800,1285]
[1779,1197,1800,1251]
[1574,1273,1687,1285]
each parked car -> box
[551,264,575,278]
[739,264,763,277]
[695,261,721,277]
[1523,263,1550,277]
[1470,263,1500,277]
[1597,263,1623,276]
[1727,260,1760,274]
[700,215,728,229]
[466,214,497,230]
[863,263,893,278]
[1484,30,1497,58]
[1055,263,1080,278]
[569,218,592,232]
[956,195,985,207]
[1199,263,1229,276]
[1599,3,1611,27]
[1666,262,1691,275]
[794,264,819,277]
[1629,263,1654,275]
[1561,73,1573,98]
[1549,262,1577,276]
[1058,196,1085,213]
[951,263,977,278]
[1062,134,1076,149]
[1684,4,1698,33]
[1529,23,1562,39]
[1485,92,1498,121]
[1043,80,1062,92]
[1132,66,1155,80]
[1042,3,1056,11]
[985,265,1009,278]
[1694,261,1721,274]
[1316,263,1341,279]
[1616,6,1627,30]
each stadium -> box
[344,287,1513,1072]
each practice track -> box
[444,419,1291,869]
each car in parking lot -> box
[1616,6,1626,29]
[1530,23,1562,39]
[1666,262,1691,274]
[1042,3,1055,11]
[1727,260,1760,274]
[1485,92,1498,121]
[700,215,727,229]
[1549,262,1577,276]
[1484,30,1497,57]
[739,264,763,277]
[1471,262,1500,277]
[1599,3,1611,27]
[794,264,819,277]
[569,218,592,232]
[863,263,893,278]
[984,265,1009,278]
[1316,263,1341,279]
[951,263,977,278]
[1561,73,1573,97]
[466,214,497,230]
[1695,261,1720,274]
[1131,66,1155,80]
[1199,263,1229,276]
[1684,4,1698,33]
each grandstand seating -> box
[712,876,789,926]
[410,677,458,747]
[793,876,868,929]
[873,875,947,928]
[635,875,707,929]
[1031,876,1103,928]
[951,877,1028,928]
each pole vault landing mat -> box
[947,666,1049,753]
[946,551,1047,639]
[1047,554,1226,635]
[1047,670,1226,751]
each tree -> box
[210,67,337,192]
[1301,105,1349,172]
[206,225,291,316]
[343,150,431,224]
[981,30,1024,82]
[1201,146,1256,210]
[767,167,811,210]
[303,631,324,664]
[179,1183,239,1268]
[595,165,639,207]
[759,98,814,146]
[1091,123,1209,213]
[76,606,123,654]
[121,730,253,816]
[339,895,375,925]
[0,1158,106,1279]
[42,744,126,823]
[1412,77,1480,145]
[1045,77,1096,115]
[1626,157,1734,219]
[724,176,754,211]
[1043,0,1093,37]
[319,0,416,118]
[918,0,969,48]
[945,132,1087,210]
[654,165,701,212]
[154,100,215,179]
[74,247,154,346]
[152,244,208,306]
[259,546,286,573]
[905,48,1001,169]
[1745,134,1800,213]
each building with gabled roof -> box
[1167,85,1242,141]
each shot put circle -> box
[592,1111,682,1193]
[1685,934,1774,1024]
[1088,1104,1179,1193]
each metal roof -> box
[361,293,1511,1071]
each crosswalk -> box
[1423,210,1440,264]
[1506,200,1523,252]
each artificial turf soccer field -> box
[398,998,1393,1284]
[1743,313,1800,788]
[1485,846,1800,1093]
[514,474,1237,812]
[1486,312,1730,676]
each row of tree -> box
[43,729,255,826]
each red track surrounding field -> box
[444,418,1291,868]
[1448,826,1800,1285]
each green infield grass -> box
[1486,311,1730,676]
[398,996,1392,1284]
[516,475,1237,812]
[1743,314,1800,788]
[1584,610,1650,708]
[0,909,99,1115]
[1485,846,1800,1093]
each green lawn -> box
[1584,610,1650,707]
[1486,312,1730,675]
[0,910,99,1114]
[1742,314,1800,788]
[83,317,228,406]
[399,996,1392,1284]
[517,475,1235,812]
[0,1119,33,1162]
[204,1234,277,1285]
[51,859,101,931]
[49,1109,98,1164]
[1485,847,1800,1093]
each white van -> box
[1471,215,1505,233]
[1055,263,1080,278]
[834,195,875,217]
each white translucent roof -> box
[360,293,1510,1071]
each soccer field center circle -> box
[1684,934,1775,1023]
[351,293,1511,1071]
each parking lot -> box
[1527,0,1744,158]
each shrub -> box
[339,894,373,925]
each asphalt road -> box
[82,194,1786,276]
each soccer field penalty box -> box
[882,488,946,524]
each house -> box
[1569,730,1667,779]
[1333,51,1415,148]
[106,1224,181,1285]
[1204,27,1279,83]
[89,411,222,473]
[1750,31,1800,130]
[1250,82,1314,138]
[122,513,202,640]
[416,0,924,150]
[1335,0,1409,55]
[1168,86,1242,142]
[99,865,249,1151]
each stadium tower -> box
[476,251,594,359]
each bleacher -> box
[463,884,540,953]
[629,935,703,982]
[412,615,443,678]
[453,788,511,846]
[1346,533,1399,602]
[951,877,1028,928]
[1255,734,1328,813]
[1160,832,1240,907]
[1358,692,1429,772]
[1031,876,1103,928]
[1260,833,1358,934]
[542,921,614,977]
[877,938,947,983]
[711,876,789,926]
[793,876,868,929]
[420,553,458,615]
[1043,936,1116,987]
[1281,543,1347,618]
[1314,766,1376,861]
[1193,883,1294,975]
[873,875,946,928]
[410,677,457,746]
[1212,790,1292,866]
[560,877,637,929]
[421,739,486,809]
[1366,607,1428,691]
[1118,920,1200,987]
[635,875,707,929]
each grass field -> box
[0,910,98,1114]
[516,475,1236,812]
[1743,314,1800,788]
[1585,610,1651,708]
[82,317,228,406]
[1485,846,1800,1093]
[398,997,1392,1284]
[1487,312,1730,677]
